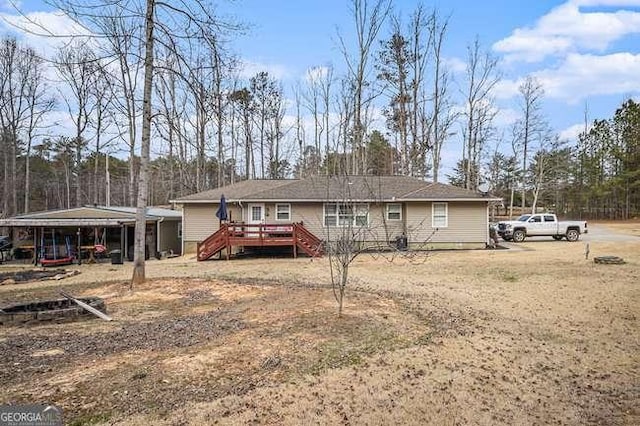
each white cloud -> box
[494,108,520,127]
[0,11,93,54]
[493,1,640,62]
[572,0,640,6]
[443,56,467,74]
[304,65,331,83]
[1,1,21,11]
[496,52,640,103]
[494,79,521,100]
[537,52,640,102]
[239,59,290,80]
[559,122,591,140]
[45,109,77,137]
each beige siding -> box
[367,203,405,242]
[289,202,404,244]
[183,204,216,242]
[183,203,242,242]
[406,201,488,245]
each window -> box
[251,206,262,221]
[544,215,555,222]
[275,204,291,221]
[177,222,182,239]
[530,216,541,223]
[324,203,369,227]
[432,202,448,228]
[386,203,402,221]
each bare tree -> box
[407,6,430,177]
[130,0,156,286]
[23,49,55,213]
[460,37,500,190]
[426,9,456,183]
[229,87,254,179]
[55,42,97,207]
[0,37,45,215]
[89,63,115,205]
[304,67,323,174]
[324,175,372,316]
[377,17,411,175]
[515,75,545,210]
[42,0,240,286]
[338,0,391,174]
[95,10,144,206]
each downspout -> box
[180,207,185,255]
[486,202,490,246]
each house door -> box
[247,203,265,236]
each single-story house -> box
[171,175,501,258]
[0,205,182,262]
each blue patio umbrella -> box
[216,194,228,221]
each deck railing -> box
[197,222,324,261]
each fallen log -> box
[59,290,113,321]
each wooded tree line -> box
[452,99,640,220]
[1,0,638,220]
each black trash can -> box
[395,234,408,251]
[110,249,123,265]
[127,245,150,261]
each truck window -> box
[518,215,531,222]
[544,215,555,222]
[530,216,541,223]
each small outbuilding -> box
[0,206,182,264]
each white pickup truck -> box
[496,213,588,242]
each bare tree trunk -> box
[339,0,390,175]
[105,153,111,207]
[509,186,514,219]
[131,0,155,288]
[461,38,499,190]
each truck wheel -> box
[512,230,526,243]
[552,235,563,241]
[566,229,580,242]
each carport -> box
[0,206,182,264]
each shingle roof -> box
[172,176,499,203]
[172,179,294,202]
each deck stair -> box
[293,223,324,257]
[197,226,227,261]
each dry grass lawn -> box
[0,227,638,425]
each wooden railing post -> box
[292,223,297,258]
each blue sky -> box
[2,0,640,174]
[218,0,640,133]
[217,0,640,171]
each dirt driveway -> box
[584,223,640,242]
[0,228,638,425]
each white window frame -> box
[275,203,291,221]
[432,202,448,228]
[386,203,402,221]
[323,203,369,227]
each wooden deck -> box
[197,223,324,261]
